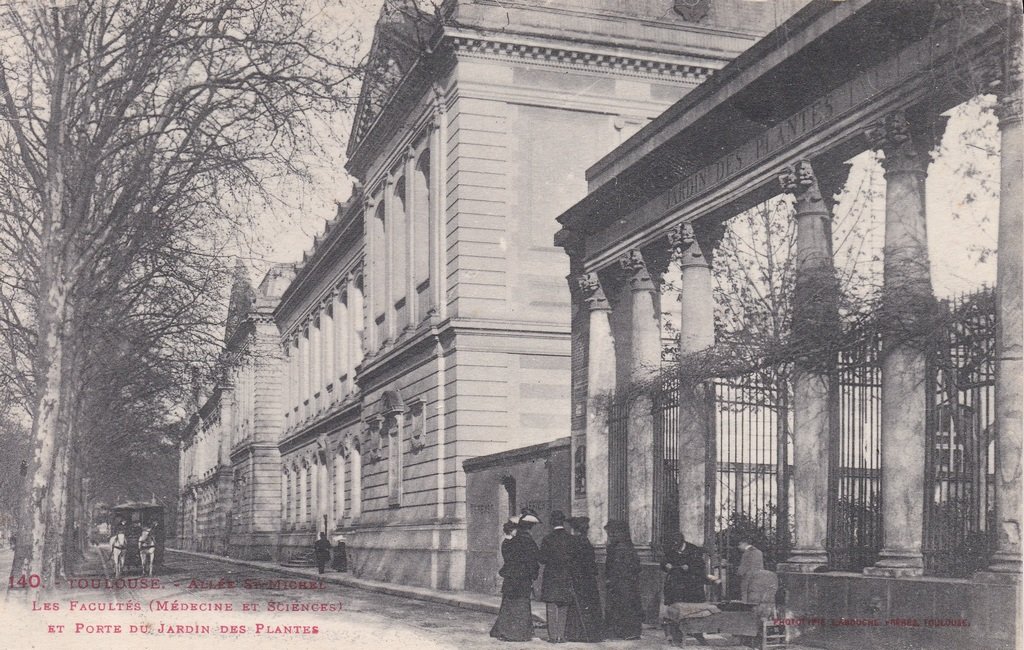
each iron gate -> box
[827,325,883,571]
[923,290,996,576]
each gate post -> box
[672,221,721,551]
[777,160,845,572]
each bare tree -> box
[0,0,361,588]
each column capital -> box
[779,160,825,214]
[575,272,610,311]
[995,39,1023,127]
[864,110,947,176]
[617,249,655,291]
[668,220,725,269]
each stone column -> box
[983,36,1024,578]
[672,221,720,549]
[428,111,443,321]
[777,161,843,572]
[578,272,616,546]
[863,109,944,577]
[322,301,335,397]
[404,147,417,334]
[299,327,310,420]
[619,249,661,547]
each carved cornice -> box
[575,272,610,311]
[864,110,947,176]
[449,36,714,83]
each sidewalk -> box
[166,547,548,622]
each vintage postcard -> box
[1,0,1020,648]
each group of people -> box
[490,509,628,643]
[312,532,348,574]
[491,508,766,644]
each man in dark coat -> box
[313,532,332,574]
[661,533,718,605]
[539,510,574,643]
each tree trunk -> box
[9,275,69,592]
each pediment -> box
[349,1,437,153]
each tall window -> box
[387,414,403,507]
[372,203,386,342]
[350,441,362,519]
[335,450,346,519]
[413,151,431,289]
[391,176,408,330]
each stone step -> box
[280,550,317,567]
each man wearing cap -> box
[539,510,575,643]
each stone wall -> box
[463,437,571,595]
[781,571,1019,650]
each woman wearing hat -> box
[490,509,541,641]
[564,516,603,642]
[603,520,643,640]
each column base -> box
[863,548,924,577]
[778,547,829,573]
[974,551,1023,583]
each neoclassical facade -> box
[178,0,808,590]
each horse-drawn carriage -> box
[109,502,164,577]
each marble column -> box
[983,37,1024,579]
[863,109,944,577]
[619,249,661,547]
[578,272,616,546]
[777,161,843,572]
[672,222,720,549]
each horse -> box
[109,532,127,578]
[138,527,156,577]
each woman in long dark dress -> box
[565,517,604,642]
[490,514,540,641]
[603,519,643,640]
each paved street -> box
[0,547,820,650]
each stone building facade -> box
[178,264,294,559]
[177,0,806,590]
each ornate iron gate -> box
[712,372,792,588]
[652,375,680,549]
[608,394,630,523]
[827,325,883,571]
[923,290,996,576]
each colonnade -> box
[574,85,1022,578]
